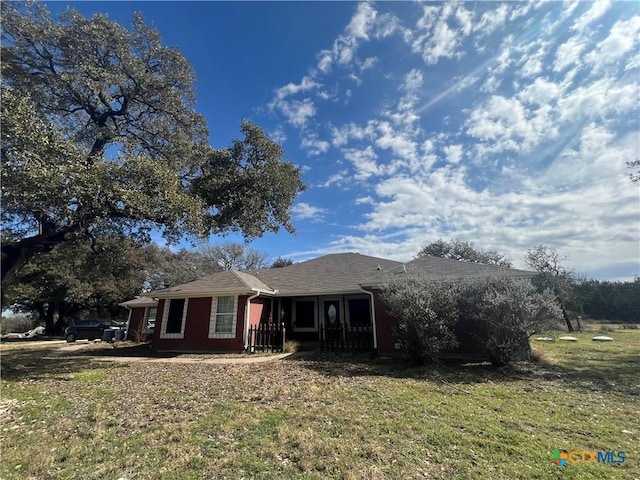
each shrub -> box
[381,276,562,366]
[380,276,459,364]
[284,340,300,353]
[460,277,562,366]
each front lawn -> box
[1,327,638,479]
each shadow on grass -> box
[284,348,640,398]
[0,346,116,382]
[70,342,177,358]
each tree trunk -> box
[41,304,55,335]
[560,303,574,332]
[54,304,67,335]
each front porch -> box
[249,294,376,352]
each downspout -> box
[358,286,378,352]
[244,292,260,351]
[243,288,279,350]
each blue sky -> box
[45,1,639,280]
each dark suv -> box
[64,320,124,343]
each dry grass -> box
[1,328,638,479]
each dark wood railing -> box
[320,323,373,352]
[248,322,285,353]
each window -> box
[145,307,157,332]
[160,299,188,339]
[209,296,237,338]
[347,297,371,328]
[293,297,317,331]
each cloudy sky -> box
[49,1,639,280]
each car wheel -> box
[66,333,76,343]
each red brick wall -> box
[152,296,245,352]
[127,307,145,335]
[372,289,399,352]
[248,297,271,327]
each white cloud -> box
[455,5,474,36]
[359,56,378,71]
[443,144,463,164]
[330,122,375,147]
[402,68,424,92]
[518,77,563,105]
[585,16,640,72]
[412,5,466,65]
[319,170,349,188]
[355,195,374,205]
[475,4,510,36]
[342,146,381,180]
[273,75,320,101]
[557,77,638,123]
[345,2,377,41]
[316,2,397,73]
[465,95,557,154]
[292,202,327,220]
[571,0,611,32]
[317,50,333,73]
[375,121,418,163]
[553,35,587,72]
[300,135,330,156]
[276,98,316,128]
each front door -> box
[323,299,341,327]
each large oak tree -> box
[1,4,305,288]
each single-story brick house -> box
[121,252,535,353]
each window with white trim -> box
[160,299,188,339]
[209,296,238,338]
[144,307,157,332]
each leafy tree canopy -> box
[1,4,305,286]
[416,238,512,267]
[4,236,160,333]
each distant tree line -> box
[568,279,639,324]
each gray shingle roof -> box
[249,252,403,296]
[147,270,274,298]
[119,297,158,308]
[361,255,536,286]
[138,253,536,300]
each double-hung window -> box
[209,296,237,338]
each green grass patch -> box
[1,327,638,479]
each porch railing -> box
[248,322,285,353]
[320,322,374,352]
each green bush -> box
[465,278,561,366]
[380,276,459,364]
[381,276,562,366]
